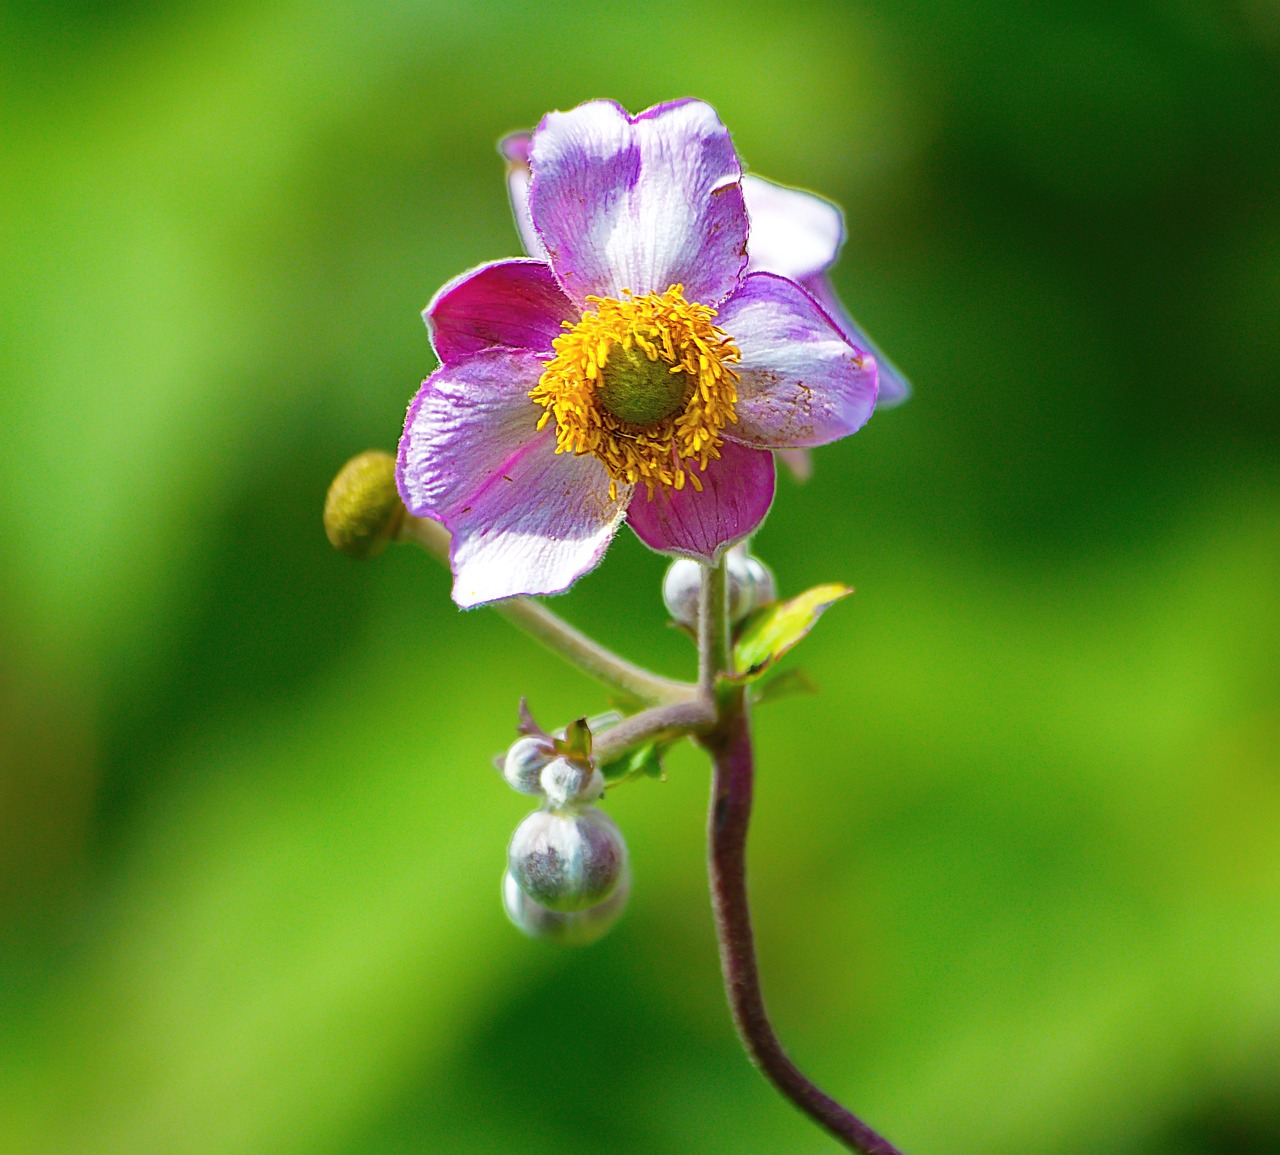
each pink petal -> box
[528,99,747,308]
[397,347,630,606]
[626,440,775,563]
[426,259,575,364]
[801,273,911,406]
[742,174,844,282]
[718,272,879,449]
[448,432,629,608]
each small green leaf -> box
[553,717,592,762]
[730,583,853,682]
[599,740,665,784]
[750,667,819,706]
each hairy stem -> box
[698,563,905,1155]
[400,513,695,707]
[592,698,716,766]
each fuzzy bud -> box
[502,867,630,946]
[540,755,604,808]
[662,549,771,628]
[502,735,555,795]
[508,806,626,913]
[324,450,405,559]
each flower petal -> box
[528,99,747,307]
[397,347,548,522]
[426,259,574,364]
[742,174,844,282]
[719,272,879,449]
[397,347,630,606]
[499,132,549,261]
[448,432,629,608]
[801,273,911,406]
[626,440,775,563]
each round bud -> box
[540,755,604,808]
[662,551,765,628]
[502,866,630,946]
[324,450,405,559]
[661,558,702,629]
[502,735,554,796]
[741,555,777,608]
[508,806,627,913]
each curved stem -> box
[697,560,904,1155]
[592,698,715,766]
[400,513,695,707]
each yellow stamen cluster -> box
[531,284,741,499]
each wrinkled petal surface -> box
[426,259,574,364]
[397,348,630,605]
[742,174,843,282]
[719,272,879,449]
[448,432,629,608]
[499,132,549,261]
[529,99,747,307]
[626,440,775,562]
[801,273,911,406]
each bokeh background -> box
[2,1,1279,1151]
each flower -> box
[398,99,883,608]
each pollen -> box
[531,284,741,499]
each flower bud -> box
[662,550,769,628]
[502,866,630,946]
[540,755,604,808]
[324,450,405,559]
[741,555,777,608]
[508,806,626,913]
[502,735,555,795]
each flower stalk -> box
[399,512,695,708]
[695,560,904,1155]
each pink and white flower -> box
[399,99,885,608]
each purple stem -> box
[700,691,906,1155]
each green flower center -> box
[596,342,691,426]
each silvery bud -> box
[539,755,604,808]
[740,555,777,608]
[662,549,772,628]
[661,558,703,629]
[502,866,630,946]
[508,806,627,913]
[502,735,555,795]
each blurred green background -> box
[2,1,1279,1152]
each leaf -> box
[729,583,853,682]
[552,716,593,762]
[750,667,819,707]
[599,740,665,784]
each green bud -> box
[598,342,689,425]
[324,450,405,559]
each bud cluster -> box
[499,730,628,945]
[662,546,776,629]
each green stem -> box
[399,513,696,708]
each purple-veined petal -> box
[718,272,879,449]
[397,346,631,606]
[397,347,548,522]
[742,173,844,282]
[801,273,911,406]
[499,132,549,261]
[426,259,574,364]
[528,99,747,308]
[448,430,630,608]
[626,440,775,563]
